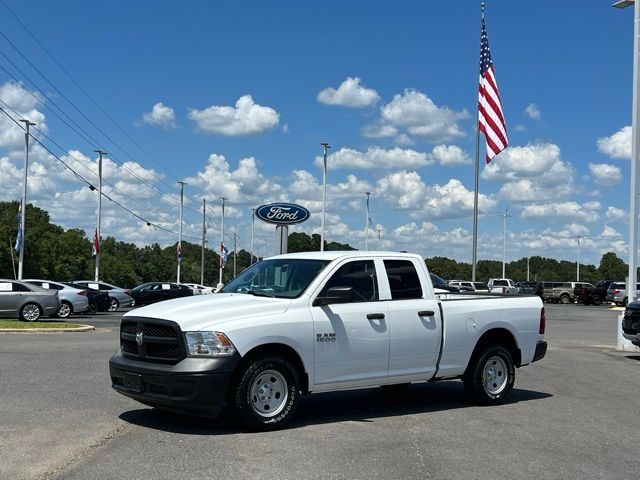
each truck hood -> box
[123,293,292,331]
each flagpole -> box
[94,150,106,282]
[364,192,371,251]
[18,119,35,280]
[218,197,226,288]
[177,181,186,283]
[471,2,485,283]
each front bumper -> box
[532,341,547,363]
[109,351,241,418]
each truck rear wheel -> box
[231,356,300,431]
[463,344,515,405]
[559,294,571,304]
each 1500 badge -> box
[316,333,336,342]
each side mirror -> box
[313,286,354,307]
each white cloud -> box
[363,89,469,144]
[597,126,631,160]
[521,201,600,223]
[588,162,622,187]
[513,124,527,132]
[605,206,627,224]
[482,143,575,201]
[0,81,47,148]
[377,172,496,219]
[315,146,433,170]
[188,95,279,136]
[524,103,541,120]
[317,77,380,108]
[431,144,472,166]
[142,102,177,129]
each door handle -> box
[418,310,435,317]
[367,313,385,320]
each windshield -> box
[221,259,330,298]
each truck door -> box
[382,259,442,377]
[311,259,389,385]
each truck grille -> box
[623,308,640,335]
[120,317,185,364]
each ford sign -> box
[255,203,310,225]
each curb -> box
[0,324,95,333]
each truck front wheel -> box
[231,356,300,431]
[463,344,515,405]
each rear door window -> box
[383,260,423,300]
[12,282,31,292]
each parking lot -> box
[0,304,638,480]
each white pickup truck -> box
[110,251,547,430]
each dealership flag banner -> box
[220,243,229,269]
[92,228,100,257]
[15,202,22,254]
[472,3,508,281]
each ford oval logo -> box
[255,203,310,225]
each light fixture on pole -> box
[320,143,330,251]
[364,192,371,251]
[17,119,35,280]
[177,181,187,283]
[500,207,511,278]
[93,150,107,282]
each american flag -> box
[92,228,100,257]
[478,13,507,163]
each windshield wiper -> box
[244,289,275,298]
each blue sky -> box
[0,0,636,266]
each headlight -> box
[184,331,236,357]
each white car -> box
[449,280,489,292]
[487,278,519,295]
[110,251,546,430]
[183,283,215,295]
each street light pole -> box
[377,228,381,251]
[500,207,511,278]
[218,197,226,288]
[576,235,583,281]
[201,198,206,286]
[17,119,35,280]
[94,150,107,282]
[320,143,330,251]
[251,207,256,265]
[177,181,186,283]
[364,192,371,251]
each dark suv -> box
[576,280,615,306]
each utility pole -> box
[94,149,107,281]
[177,181,186,283]
[201,198,206,286]
[320,143,330,251]
[233,231,237,277]
[527,257,530,282]
[251,207,256,265]
[500,207,511,278]
[218,197,227,288]
[576,235,584,281]
[17,119,35,280]
[364,192,371,251]
[377,228,381,251]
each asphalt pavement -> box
[0,304,638,480]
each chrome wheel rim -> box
[108,299,118,312]
[58,303,71,318]
[250,369,288,418]
[482,356,508,395]
[23,304,40,322]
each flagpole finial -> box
[481,2,485,10]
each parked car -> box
[24,279,89,318]
[74,281,132,311]
[429,273,461,292]
[447,280,476,292]
[541,281,564,302]
[129,282,194,306]
[622,301,640,348]
[487,278,519,295]
[517,281,543,297]
[552,282,594,304]
[63,282,112,314]
[0,279,60,321]
[110,250,547,430]
[576,280,615,306]
[607,282,640,306]
[183,283,216,295]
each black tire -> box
[592,295,602,306]
[56,301,73,319]
[87,301,98,315]
[231,356,300,431]
[463,344,515,406]
[623,297,629,307]
[559,294,571,304]
[108,298,119,312]
[20,303,42,322]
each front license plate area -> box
[124,373,143,393]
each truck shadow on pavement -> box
[119,380,552,435]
